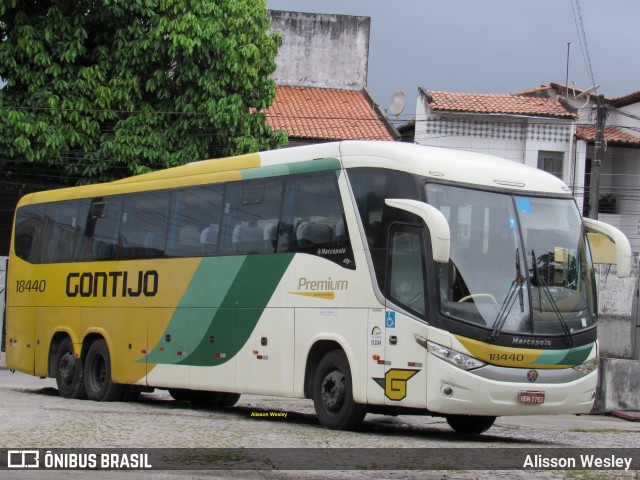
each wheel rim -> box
[320,369,346,413]
[89,354,107,391]
[59,352,75,386]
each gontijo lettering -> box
[66,270,158,298]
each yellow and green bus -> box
[5,141,631,433]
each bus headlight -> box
[572,356,599,376]
[426,341,486,371]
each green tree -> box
[0,0,287,186]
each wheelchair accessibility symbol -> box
[385,311,396,328]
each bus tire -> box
[84,339,123,402]
[218,393,241,407]
[169,388,191,402]
[54,337,86,399]
[445,414,496,434]
[312,349,366,430]
[190,391,223,406]
[119,385,142,402]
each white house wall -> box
[522,121,573,173]
[608,147,640,253]
[417,116,527,162]
[415,95,575,180]
[614,103,640,131]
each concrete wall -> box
[596,262,639,359]
[595,358,640,412]
[594,264,640,412]
[269,10,370,90]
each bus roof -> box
[261,141,572,196]
[20,141,571,206]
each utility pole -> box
[589,94,607,219]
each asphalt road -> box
[1,367,639,479]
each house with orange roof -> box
[266,10,398,145]
[264,85,396,146]
[409,84,640,253]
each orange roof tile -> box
[265,86,396,141]
[511,84,554,95]
[425,91,578,119]
[611,91,640,108]
[575,126,640,146]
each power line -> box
[571,0,597,89]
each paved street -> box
[1,366,639,479]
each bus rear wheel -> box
[84,339,123,402]
[55,337,86,399]
[312,349,366,430]
[445,414,496,434]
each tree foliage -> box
[0,0,287,185]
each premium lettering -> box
[66,270,159,298]
[298,277,348,291]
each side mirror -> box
[583,217,632,278]
[385,199,450,263]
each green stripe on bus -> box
[239,158,341,180]
[557,343,593,366]
[145,253,294,366]
[532,343,593,366]
[286,158,341,175]
[183,253,294,366]
[145,256,246,365]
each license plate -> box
[519,390,545,404]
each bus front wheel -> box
[445,414,496,434]
[54,337,86,399]
[84,339,123,402]
[312,350,366,430]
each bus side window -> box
[13,204,46,263]
[348,168,419,290]
[388,226,426,316]
[85,198,122,261]
[120,191,169,259]
[167,185,223,257]
[44,200,84,263]
[221,179,282,255]
[279,172,355,269]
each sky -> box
[266,0,640,117]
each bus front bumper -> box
[426,356,597,416]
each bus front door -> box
[383,225,428,408]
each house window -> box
[537,151,564,179]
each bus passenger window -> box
[13,204,46,263]
[279,172,355,269]
[85,198,122,261]
[167,185,223,257]
[120,191,169,259]
[44,200,85,263]
[221,179,282,254]
[347,168,419,290]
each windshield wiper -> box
[488,249,525,342]
[531,250,574,346]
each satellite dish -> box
[388,91,406,116]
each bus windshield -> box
[426,184,596,338]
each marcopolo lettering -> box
[511,337,552,347]
[66,270,159,298]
